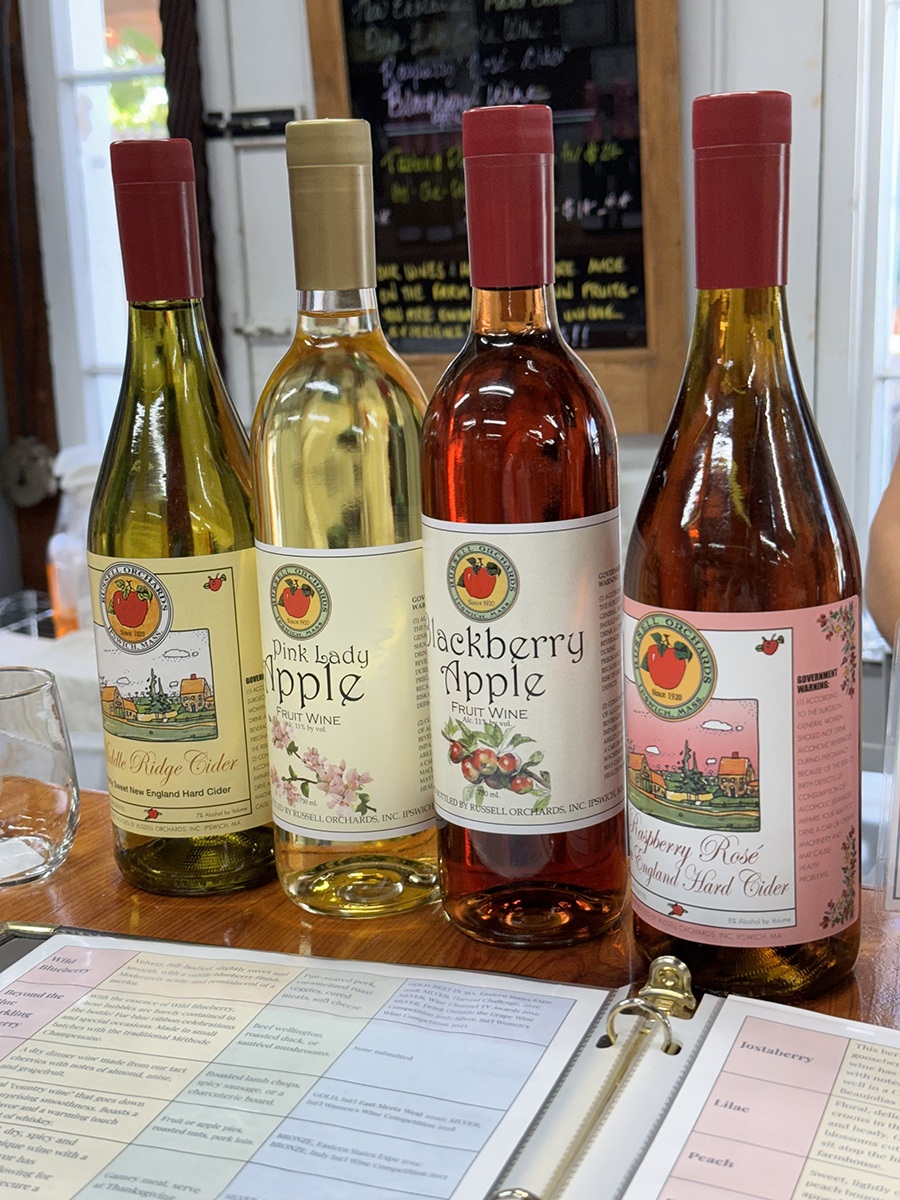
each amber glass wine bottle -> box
[624,91,861,998]
[421,104,627,947]
[88,139,274,894]
[251,120,437,917]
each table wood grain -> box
[4,792,899,1026]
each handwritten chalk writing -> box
[561,304,626,322]
[580,282,637,300]
[381,148,443,175]
[588,256,627,274]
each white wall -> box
[620,0,831,547]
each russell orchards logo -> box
[99,563,172,652]
[633,613,716,720]
[448,542,518,621]
[271,564,330,638]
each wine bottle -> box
[623,91,861,998]
[88,138,274,895]
[421,104,628,947]
[251,119,437,917]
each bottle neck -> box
[125,298,214,381]
[687,286,794,388]
[470,285,558,338]
[295,288,381,338]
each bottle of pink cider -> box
[624,91,861,998]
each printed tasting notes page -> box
[0,933,606,1199]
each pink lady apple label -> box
[255,540,433,841]
[87,550,271,837]
[422,513,624,834]
[623,598,860,946]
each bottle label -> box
[87,550,271,837]
[623,598,860,946]
[255,540,433,841]
[422,513,624,834]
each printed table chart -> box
[0,938,590,1200]
[657,1014,900,1200]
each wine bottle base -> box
[282,854,439,918]
[115,829,275,896]
[443,883,624,948]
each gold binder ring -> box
[605,996,679,1054]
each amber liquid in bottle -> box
[423,285,628,944]
[625,284,860,997]
[625,91,861,999]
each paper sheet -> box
[624,994,900,1200]
[0,933,607,1200]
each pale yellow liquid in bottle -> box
[252,298,438,916]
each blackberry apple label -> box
[623,598,860,946]
[256,540,434,841]
[422,513,624,834]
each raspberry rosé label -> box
[624,598,860,946]
[422,513,625,835]
[88,550,271,837]
[256,540,434,842]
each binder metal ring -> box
[605,995,678,1054]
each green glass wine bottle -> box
[88,138,274,894]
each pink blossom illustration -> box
[270,716,293,750]
[817,604,857,697]
[821,826,857,929]
[268,721,375,814]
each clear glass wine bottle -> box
[251,120,437,917]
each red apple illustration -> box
[280,580,314,618]
[110,582,150,628]
[146,808,160,820]
[668,901,686,917]
[642,634,692,689]
[205,574,227,592]
[459,557,500,599]
[448,741,466,764]
[460,756,481,783]
[756,634,784,655]
[472,747,499,775]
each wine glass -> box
[0,666,80,884]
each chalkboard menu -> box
[341,0,647,356]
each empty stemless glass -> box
[0,666,80,884]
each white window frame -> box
[19,0,165,452]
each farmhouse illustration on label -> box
[627,688,762,832]
[96,627,218,743]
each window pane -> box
[69,0,164,76]
[74,77,167,367]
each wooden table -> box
[4,791,900,1027]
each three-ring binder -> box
[491,956,698,1200]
